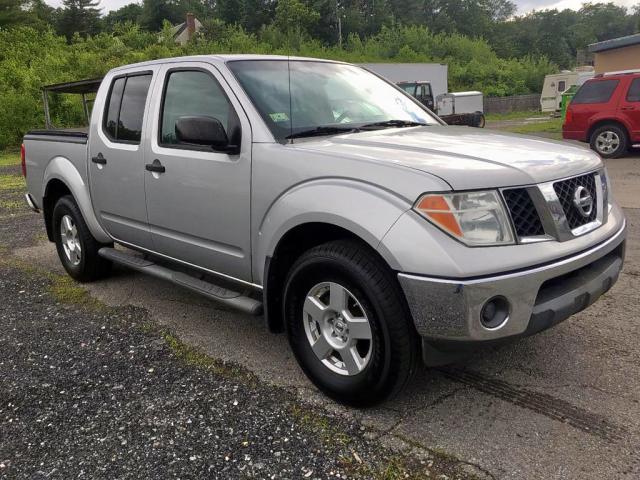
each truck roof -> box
[108,54,347,73]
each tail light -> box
[20,143,26,177]
[564,107,573,126]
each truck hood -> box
[294,126,602,190]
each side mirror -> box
[175,115,239,153]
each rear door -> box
[142,62,253,282]
[619,77,640,142]
[89,69,157,248]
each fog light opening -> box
[481,296,510,330]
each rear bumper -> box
[398,221,626,364]
[562,128,586,142]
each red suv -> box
[563,70,640,158]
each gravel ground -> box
[0,263,477,480]
[0,166,478,479]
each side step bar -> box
[98,247,263,315]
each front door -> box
[620,77,640,142]
[89,70,156,249]
[143,63,252,282]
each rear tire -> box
[590,124,628,159]
[52,195,112,282]
[283,239,419,406]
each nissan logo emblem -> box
[573,186,593,217]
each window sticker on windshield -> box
[269,112,290,122]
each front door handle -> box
[91,153,107,165]
[145,159,166,174]
[621,106,635,111]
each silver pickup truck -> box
[22,55,626,406]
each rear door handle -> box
[91,153,107,165]
[145,159,166,174]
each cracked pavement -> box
[1,151,639,479]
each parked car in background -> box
[22,55,626,406]
[563,70,640,158]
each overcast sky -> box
[44,0,638,15]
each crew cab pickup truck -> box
[23,55,627,406]
[563,70,640,158]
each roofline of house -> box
[589,33,640,53]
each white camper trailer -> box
[540,67,595,112]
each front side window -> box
[228,60,438,141]
[160,70,232,146]
[627,78,640,102]
[572,80,619,105]
[399,84,417,96]
[103,73,152,143]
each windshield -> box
[227,60,439,141]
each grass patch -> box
[485,110,548,121]
[0,174,26,191]
[0,253,104,308]
[162,332,257,383]
[47,273,105,309]
[0,150,20,166]
[503,117,563,139]
[0,199,23,211]
[290,403,351,447]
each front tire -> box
[284,240,419,406]
[590,124,628,159]
[52,195,112,282]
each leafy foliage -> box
[0,0,638,148]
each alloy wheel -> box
[595,131,620,155]
[302,282,373,376]
[60,214,82,266]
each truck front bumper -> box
[398,222,626,365]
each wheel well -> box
[43,179,72,241]
[588,120,629,143]
[264,223,386,334]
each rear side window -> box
[572,80,619,105]
[103,73,152,143]
[627,78,640,102]
[104,78,125,139]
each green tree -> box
[274,0,320,34]
[140,0,183,31]
[0,0,29,28]
[57,0,102,40]
[103,3,143,31]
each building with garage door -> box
[589,33,640,74]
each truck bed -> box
[25,127,89,144]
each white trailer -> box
[540,67,595,112]
[436,91,484,116]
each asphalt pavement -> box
[1,148,639,479]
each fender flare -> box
[43,156,111,244]
[253,178,413,284]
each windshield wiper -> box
[286,126,359,139]
[360,119,428,130]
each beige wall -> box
[594,44,640,74]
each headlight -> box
[414,190,515,246]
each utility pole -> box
[336,1,343,48]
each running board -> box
[98,247,263,315]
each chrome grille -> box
[502,188,545,238]
[553,173,598,229]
